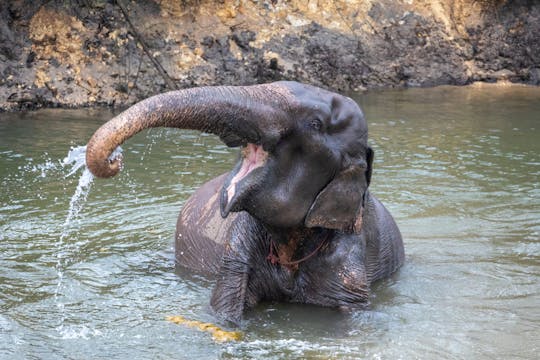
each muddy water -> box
[1,85,539,359]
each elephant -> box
[85,81,404,325]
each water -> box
[1,85,539,359]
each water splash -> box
[61,146,94,228]
[60,145,123,228]
[54,145,122,334]
[62,145,89,178]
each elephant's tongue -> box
[226,143,267,203]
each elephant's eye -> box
[309,118,323,131]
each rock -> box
[231,30,256,50]
[528,68,540,85]
[7,87,53,110]
[491,69,517,81]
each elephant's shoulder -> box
[176,173,242,273]
[178,173,238,247]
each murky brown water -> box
[1,84,539,359]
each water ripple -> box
[1,88,539,359]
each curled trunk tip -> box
[86,132,124,178]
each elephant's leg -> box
[299,234,370,309]
[210,213,268,324]
[210,258,250,323]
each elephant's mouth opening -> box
[227,143,268,201]
[221,143,268,217]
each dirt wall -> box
[1,0,539,111]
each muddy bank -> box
[1,0,539,111]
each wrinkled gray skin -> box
[86,81,404,325]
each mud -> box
[1,0,539,111]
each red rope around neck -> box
[266,235,328,268]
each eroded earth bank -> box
[1,0,539,110]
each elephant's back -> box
[175,173,238,274]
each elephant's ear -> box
[305,147,373,234]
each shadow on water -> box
[1,85,539,359]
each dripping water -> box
[60,144,122,234]
[61,146,94,228]
[54,145,122,334]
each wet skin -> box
[85,81,405,324]
[177,173,403,323]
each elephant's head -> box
[86,81,373,232]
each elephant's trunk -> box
[86,84,292,178]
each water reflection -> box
[1,85,539,359]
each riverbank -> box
[1,0,539,111]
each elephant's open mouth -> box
[221,143,268,216]
[227,143,268,201]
